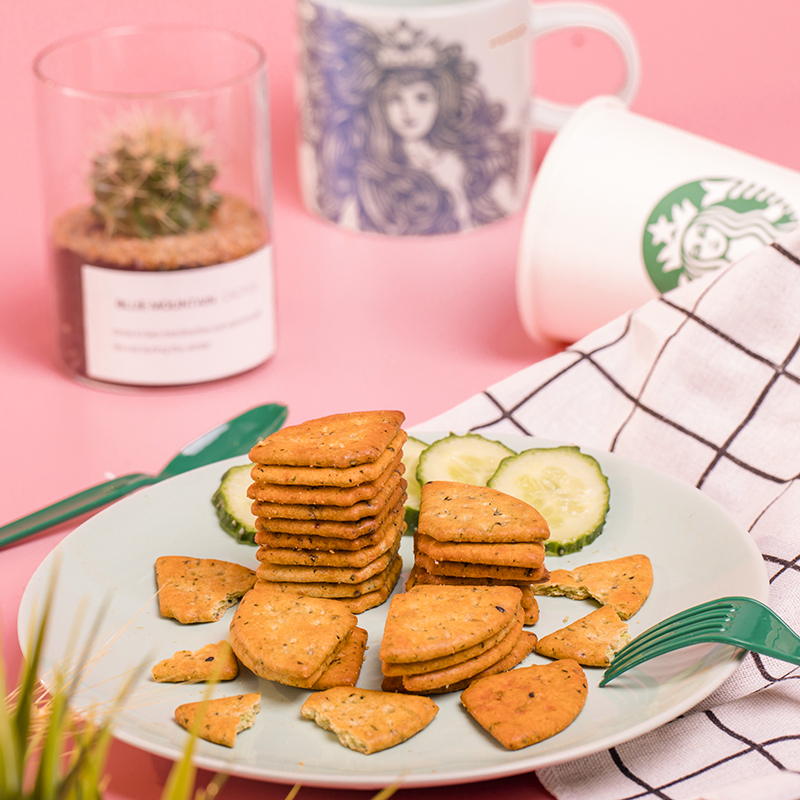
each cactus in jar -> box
[88,113,222,239]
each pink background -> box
[2,2,799,798]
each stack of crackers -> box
[247,410,408,614]
[229,581,367,689]
[379,584,538,694]
[408,481,550,625]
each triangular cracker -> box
[155,556,257,624]
[229,582,357,687]
[534,605,630,667]
[418,481,550,543]
[310,627,368,690]
[152,641,239,683]
[379,585,522,664]
[461,660,587,749]
[174,692,261,747]
[532,554,653,619]
[301,687,438,754]
[249,410,405,468]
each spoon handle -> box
[0,473,158,549]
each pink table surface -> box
[3,2,800,798]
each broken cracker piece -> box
[152,641,239,683]
[174,692,261,747]
[301,686,438,754]
[155,556,256,624]
[534,605,630,667]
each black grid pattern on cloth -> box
[416,235,800,800]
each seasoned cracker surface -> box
[250,432,406,487]
[301,686,438,754]
[155,556,256,624]
[382,607,522,676]
[256,553,401,598]
[152,641,239,683]
[380,585,522,663]
[535,605,630,667]
[254,518,403,568]
[251,472,406,521]
[249,411,405,469]
[229,582,357,683]
[311,627,369,690]
[533,554,653,619]
[174,692,261,748]
[254,493,405,538]
[415,551,549,583]
[336,555,403,614]
[461,660,587,749]
[419,481,550,542]
[401,611,525,693]
[415,532,546,569]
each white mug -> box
[517,95,800,344]
[296,0,640,236]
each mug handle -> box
[529,2,641,131]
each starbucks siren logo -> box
[642,178,798,293]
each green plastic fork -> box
[600,596,800,686]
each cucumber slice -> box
[416,433,515,488]
[212,464,258,545]
[402,436,429,512]
[402,436,429,535]
[488,446,610,556]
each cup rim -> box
[516,95,626,343]
[32,24,266,100]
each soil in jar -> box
[51,194,268,382]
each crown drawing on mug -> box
[375,21,440,69]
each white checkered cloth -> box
[415,233,800,800]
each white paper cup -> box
[518,95,800,343]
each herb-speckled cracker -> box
[256,536,401,584]
[414,551,549,583]
[254,490,405,538]
[248,451,403,506]
[250,432,406,487]
[405,563,539,624]
[379,585,522,664]
[174,692,261,748]
[311,627,368,690]
[155,556,257,624]
[401,611,524,693]
[301,686,438,754]
[249,410,405,468]
[255,518,403,568]
[382,630,538,694]
[152,641,239,683]
[419,481,550,543]
[383,607,522,676]
[337,554,403,614]
[229,582,357,688]
[461,660,587,749]
[532,554,653,619]
[415,532,546,569]
[534,605,630,667]
[251,472,405,521]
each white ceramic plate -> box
[18,434,768,790]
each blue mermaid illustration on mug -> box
[298,1,522,235]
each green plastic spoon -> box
[0,403,288,549]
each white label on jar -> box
[82,246,276,385]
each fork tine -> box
[599,600,740,686]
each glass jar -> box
[34,25,277,387]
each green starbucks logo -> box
[642,178,797,292]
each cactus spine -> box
[89,114,221,239]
